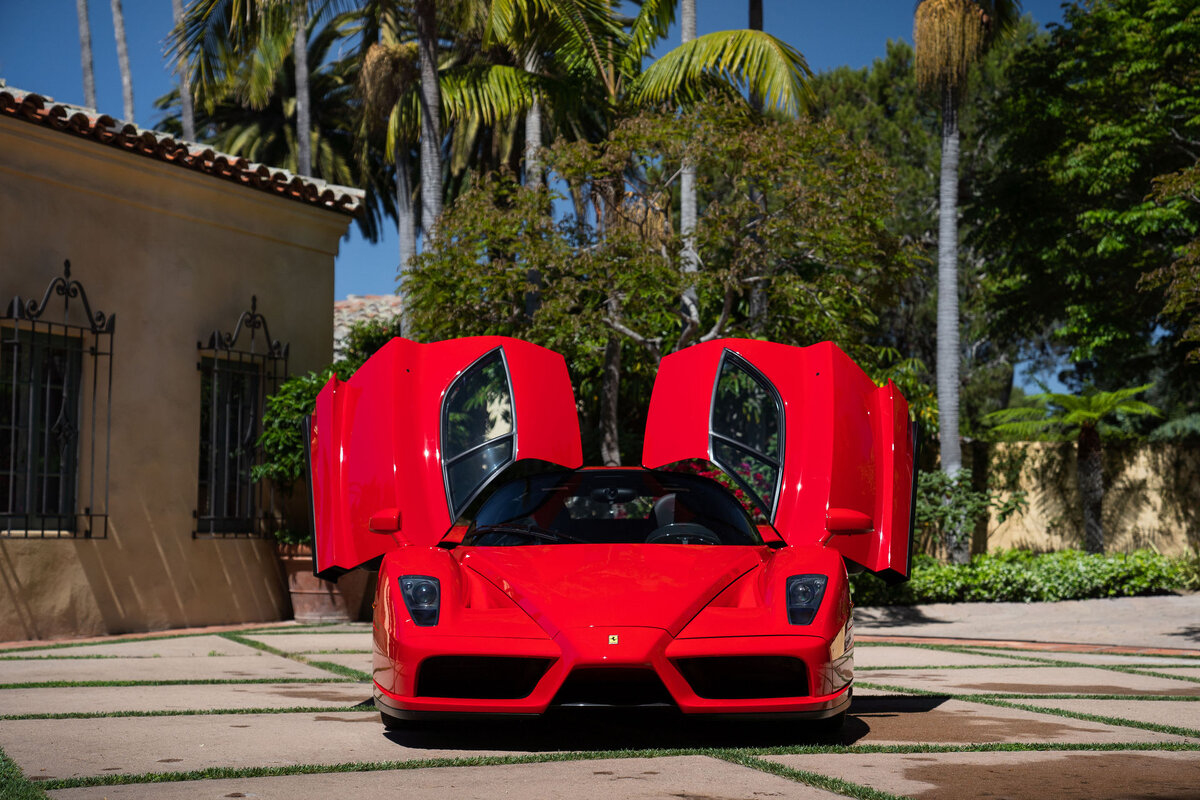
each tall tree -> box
[76,0,97,109]
[157,13,394,241]
[679,0,699,306]
[986,385,1159,553]
[111,0,135,122]
[914,0,1020,563]
[293,2,312,175]
[170,0,197,140]
[170,0,315,174]
[973,0,1200,421]
[414,0,442,236]
[408,101,907,463]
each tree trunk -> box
[1078,423,1105,553]
[523,51,543,188]
[76,0,96,109]
[600,335,621,466]
[110,0,134,123]
[415,0,443,238]
[170,0,196,141]
[397,147,417,337]
[679,0,699,332]
[748,0,763,112]
[937,88,967,563]
[293,3,312,177]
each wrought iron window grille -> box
[2,260,114,539]
[195,296,288,539]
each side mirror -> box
[369,508,401,534]
[822,508,873,544]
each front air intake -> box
[552,667,675,707]
[416,656,552,699]
[674,656,809,699]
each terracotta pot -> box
[276,544,369,622]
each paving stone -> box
[0,683,371,716]
[767,750,1200,800]
[855,645,1037,668]
[242,633,372,655]
[1,711,872,781]
[835,695,1190,745]
[855,594,1200,650]
[304,652,372,675]
[44,755,847,800]
[7,635,260,659]
[858,666,1200,696]
[1006,698,1200,733]
[0,655,344,684]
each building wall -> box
[978,441,1200,556]
[0,117,352,640]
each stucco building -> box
[0,88,360,641]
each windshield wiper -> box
[472,524,586,544]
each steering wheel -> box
[646,523,722,545]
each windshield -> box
[460,469,763,547]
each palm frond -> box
[440,64,536,126]
[629,30,812,116]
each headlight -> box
[786,574,827,625]
[399,575,440,626]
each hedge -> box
[850,549,1197,606]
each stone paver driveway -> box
[2,597,1198,799]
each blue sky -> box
[1,1,1068,300]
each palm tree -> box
[157,14,394,241]
[985,385,1160,553]
[76,0,97,109]
[110,0,135,122]
[914,0,1020,562]
[170,0,197,139]
[171,0,318,174]
[414,0,442,235]
[679,0,698,308]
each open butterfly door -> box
[642,339,916,583]
[307,337,583,579]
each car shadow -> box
[381,694,950,751]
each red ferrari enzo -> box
[307,336,915,733]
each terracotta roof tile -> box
[0,87,362,215]
[333,294,403,357]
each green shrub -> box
[913,470,1027,556]
[850,549,1189,606]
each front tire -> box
[380,710,406,730]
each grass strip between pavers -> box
[220,632,372,682]
[717,751,907,800]
[0,630,237,655]
[0,706,371,721]
[0,654,147,661]
[950,643,1200,663]
[857,681,1200,739]
[0,745,47,800]
[858,643,1200,682]
[30,741,1200,791]
[0,677,355,689]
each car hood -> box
[458,544,764,638]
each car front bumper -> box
[372,625,853,719]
